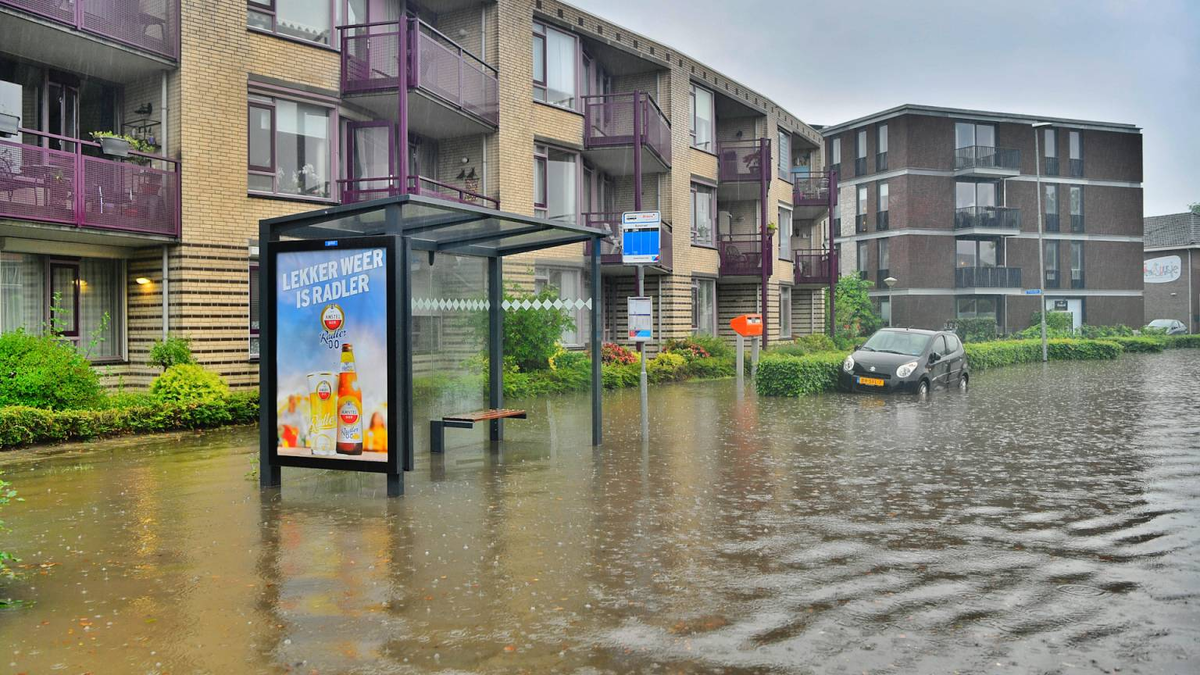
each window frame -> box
[877,181,889,231]
[690,83,715,152]
[535,265,586,348]
[1044,240,1060,288]
[780,285,792,337]
[690,181,716,248]
[1069,185,1084,232]
[877,237,890,284]
[249,260,260,361]
[856,240,869,278]
[778,205,792,260]
[876,123,888,171]
[247,0,338,48]
[855,128,867,175]
[691,277,717,335]
[246,89,337,202]
[532,22,580,111]
[534,144,548,213]
[830,137,841,167]
[1070,241,1085,288]
[777,128,791,181]
[856,185,868,233]
[1043,183,1059,232]
[533,143,580,223]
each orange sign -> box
[730,314,762,337]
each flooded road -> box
[2,351,1199,673]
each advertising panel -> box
[274,243,391,464]
[1144,255,1182,284]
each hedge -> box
[1165,334,1200,349]
[756,352,846,397]
[0,391,259,450]
[963,338,1122,371]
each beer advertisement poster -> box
[274,246,388,463]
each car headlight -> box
[896,361,918,378]
[842,355,855,373]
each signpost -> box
[623,211,660,439]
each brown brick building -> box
[0,0,833,388]
[822,105,1144,332]
[1143,212,1199,333]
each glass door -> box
[48,259,80,341]
[345,120,395,201]
[47,81,78,152]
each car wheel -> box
[958,373,969,392]
[917,379,930,398]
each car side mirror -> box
[928,352,940,363]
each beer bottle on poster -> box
[336,343,364,455]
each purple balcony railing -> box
[336,174,498,209]
[339,17,498,126]
[717,139,771,183]
[718,233,772,277]
[793,249,832,285]
[792,170,832,207]
[582,92,671,166]
[582,212,673,270]
[338,176,402,204]
[0,128,180,237]
[1,0,179,59]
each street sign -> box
[627,296,653,342]
[621,211,661,265]
[1024,289,1043,295]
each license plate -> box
[857,376,885,387]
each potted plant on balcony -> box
[90,132,157,167]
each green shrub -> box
[833,335,868,352]
[834,275,882,338]
[602,362,640,389]
[0,329,103,410]
[148,334,196,371]
[953,317,998,343]
[151,364,229,403]
[685,355,735,379]
[1080,324,1136,339]
[1047,339,1122,361]
[1030,311,1075,333]
[768,333,839,357]
[1107,336,1165,353]
[490,285,575,372]
[755,352,846,397]
[963,338,1122,371]
[601,342,639,365]
[1165,334,1200,349]
[665,335,734,361]
[646,352,687,383]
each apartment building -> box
[0,0,831,388]
[822,105,1143,332]
[1143,211,1199,333]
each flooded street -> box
[2,351,1199,673]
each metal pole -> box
[161,245,169,339]
[760,139,770,348]
[828,170,838,337]
[488,257,503,441]
[1034,127,1048,362]
[397,14,410,195]
[258,220,280,489]
[591,238,602,446]
[736,334,744,388]
[633,92,648,429]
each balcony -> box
[0,0,178,59]
[582,92,670,176]
[791,170,833,219]
[582,212,673,271]
[339,17,498,139]
[793,249,833,285]
[954,266,1022,289]
[717,139,770,202]
[718,233,772,278]
[954,145,1020,177]
[0,129,180,238]
[953,206,1021,235]
[337,174,497,209]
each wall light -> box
[136,277,151,285]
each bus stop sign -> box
[621,211,661,265]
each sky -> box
[568,0,1200,216]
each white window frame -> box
[691,182,716,247]
[533,22,579,110]
[780,285,792,337]
[777,129,791,180]
[778,205,792,260]
[691,277,716,335]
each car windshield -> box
[860,330,932,357]
[1148,320,1174,328]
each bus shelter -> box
[257,194,607,497]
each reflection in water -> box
[2,352,1199,672]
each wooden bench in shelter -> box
[430,409,526,453]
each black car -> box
[840,328,968,396]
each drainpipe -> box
[760,138,769,348]
[1189,249,1195,333]
[162,245,169,339]
[828,169,838,337]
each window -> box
[1,255,123,361]
[955,122,995,149]
[956,297,997,320]
[1044,240,1060,288]
[830,137,841,168]
[876,124,888,171]
[248,0,335,46]
[879,297,891,327]
[690,84,714,151]
[691,183,716,246]
[1069,186,1083,232]
[247,93,332,199]
[412,315,443,352]
[777,129,791,180]
[1070,241,1084,288]
[857,240,869,278]
[780,286,792,337]
[535,266,586,347]
[855,129,867,175]
[1068,130,1083,177]
[1043,128,1058,176]
[956,239,997,268]
[533,22,577,108]
[534,144,577,223]
[249,262,260,359]
[692,278,716,335]
[856,185,868,233]
[778,206,792,259]
[877,238,889,283]
[877,182,889,230]
[1044,184,1059,232]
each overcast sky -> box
[568,0,1199,216]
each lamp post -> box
[1032,122,1051,362]
[884,276,897,326]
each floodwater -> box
[2,352,1200,674]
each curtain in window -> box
[545,148,576,223]
[544,28,576,107]
[275,100,330,198]
[0,253,43,335]
[79,258,121,359]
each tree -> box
[833,275,882,338]
[1189,202,1199,215]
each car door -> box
[930,335,949,387]
[945,333,964,381]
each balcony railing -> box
[1044,157,1059,176]
[582,212,673,270]
[336,174,498,209]
[1070,214,1084,232]
[953,205,1021,231]
[717,139,770,183]
[1069,158,1083,177]
[954,145,1020,172]
[791,170,831,207]
[582,92,671,166]
[1044,213,1060,232]
[0,128,180,237]
[877,210,889,231]
[1045,269,1060,289]
[339,17,498,125]
[955,266,1022,288]
[793,249,832,285]
[718,233,772,277]
[1,0,178,59]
